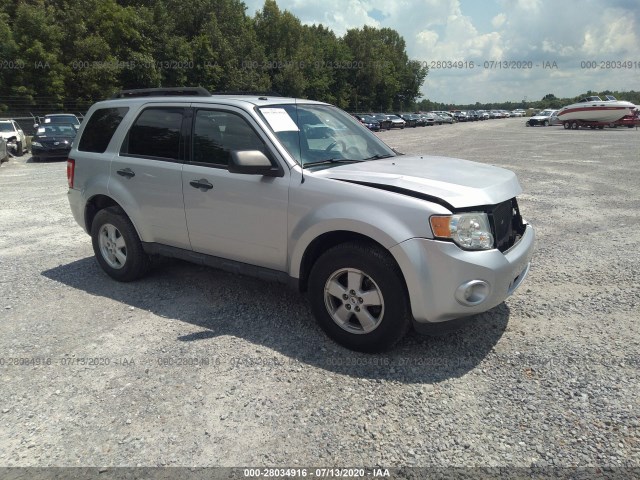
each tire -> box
[90,206,150,282]
[543,121,549,127]
[16,141,23,156]
[308,242,411,352]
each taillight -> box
[67,159,75,188]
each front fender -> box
[288,202,423,279]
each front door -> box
[182,107,289,271]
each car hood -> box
[0,132,17,139]
[313,155,522,209]
[33,135,75,142]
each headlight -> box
[430,213,494,250]
[32,141,43,147]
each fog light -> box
[455,280,490,306]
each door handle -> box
[189,178,213,191]
[117,168,135,178]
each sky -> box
[242,0,640,104]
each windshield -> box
[36,124,77,136]
[0,123,15,132]
[258,104,395,167]
[44,115,79,125]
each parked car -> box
[386,114,406,129]
[31,123,78,161]
[435,113,452,124]
[353,114,381,131]
[397,113,417,128]
[67,87,534,352]
[432,111,455,123]
[0,137,8,163]
[370,113,392,130]
[452,111,467,122]
[467,110,479,121]
[420,113,438,126]
[0,119,28,156]
[525,109,560,127]
[476,110,490,120]
[511,110,525,117]
[411,114,426,127]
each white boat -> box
[557,95,635,123]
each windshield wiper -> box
[302,158,364,169]
[362,154,395,160]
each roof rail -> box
[209,90,283,97]
[110,87,212,99]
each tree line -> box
[0,0,427,115]
[417,90,640,112]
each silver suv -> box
[67,87,534,352]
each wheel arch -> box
[296,230,409,296]
[85,195,127,234]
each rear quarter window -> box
[121,107,184,160]
[78,107,128,153]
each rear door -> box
[181,105,289,271]
[109,105,190,249]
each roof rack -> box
[209,90,283,97]
[111,87,212,99]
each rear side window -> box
[78,107,128,153]
[122,107,184,160]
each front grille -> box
[489,198,526,252]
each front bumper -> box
[390,224,534,327]
[32,146,71,159]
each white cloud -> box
[491,13,506,29]
[242,0,640,103]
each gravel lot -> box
[0,119,639,473]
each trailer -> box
[562,116,640,130]
[562,119,608,130]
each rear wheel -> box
[91,206,150,282]
[563,122,570,129]
[571,121,579,129]
[543,120,549,127]
[308,242,411,352]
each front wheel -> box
[16,141,23,156]
[91,206,150,282]
[308,242,411,352]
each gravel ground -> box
[0,119,639,473]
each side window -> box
[122,107,183,160]
[78,107,128,153]
[192,110,267,166]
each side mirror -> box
[33,123,39,129]
[228,150,282,177]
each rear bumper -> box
[67,188,87,233]
[390,224,535,325]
